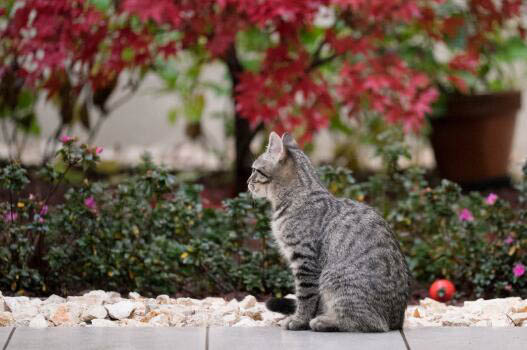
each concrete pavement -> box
[2,326,526,350]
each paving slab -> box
[1,327,14,349]
[5,327,206,350]
[209,327,406,350]
[404,327,527,350]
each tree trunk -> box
[225,45,259,195]
[234,114,254,194]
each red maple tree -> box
[1,0,524,192]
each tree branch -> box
[308,53,339,72]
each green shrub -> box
[317,131,527,299]
[1,135,526,299]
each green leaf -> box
[89,0,112,11]
[167,107,178,124]
[240,58,261,72]
[17,90,35,109]
[329,114,354,135]
[493,37,527,63]
[121,47,135,62]
[237,27,270,52]
[300,26,324,52]
[183,94,205,122]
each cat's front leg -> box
[283,263,320,330]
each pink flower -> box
[40,205,48,216]
[95,146,103,155]
[4,211,18,222]
[504,236,515,245]
[513,263,525,278]
[59,135,74,143]
[485,193,498,205]
[84,196,96,210]
[459,208,474,222]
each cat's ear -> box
[282,133,298,148]
[267,131,286,162]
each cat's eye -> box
[252,168,269,178]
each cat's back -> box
[321,197,408,271]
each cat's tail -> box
[265,298,296,315]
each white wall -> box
[1,67,527,177]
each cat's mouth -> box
[248,182,267,199]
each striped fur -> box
[248,132,411,332]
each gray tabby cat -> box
[247,132,411,332]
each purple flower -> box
[4,211,18,222]
[40,205,48,216]
[59,135,74,143]
[485,193,498,205]
[459,208,474,222]
[84,196,96,210]
[95,146,103,155]
[513,263,525,278]
[504,236,515,245]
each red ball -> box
[429,279,456,302]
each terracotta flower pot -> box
[430,91,522,185]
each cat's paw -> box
[281,316,309,331]
[309,316,340,332]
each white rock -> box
[66,302,84,321]
[464,298,521,315]
[133,303,147,317]
[30,298,42,307]
[168,312,186,327]
[149,314,170,326]
[242,308,263,321]
[4,296,29,313]
[473,320,491,327]
[29,314,48,328]
[0,311,14,326]
[118,319,151,327]
[104,291,122,304]
[234,316,259,327]
[40,303,65,320]
[105,301,136,320]
[175,298,201,306]
[81,305,108,321]
[11,305,39,325]
[419,298,447,313]
[240,295,257,310]
[512,300,527,313]
[509,312,527,326]
[156,295,170,304]
[261,310,285,323]
[202,297,226,307]
[67,290,106,305]
[128,292,141,300]
[490,316,514,327]
[48,304,77,326]
[223,313,240,326]
[220,299,239,315]
[0,291,4,312]
[91,319,118,327]
[43,295,65,305]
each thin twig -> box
[1,118,13,160]
[40,162,73,212]
[42,122,65,165]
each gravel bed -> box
[1,290,526,328]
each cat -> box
[247,132,411,332]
